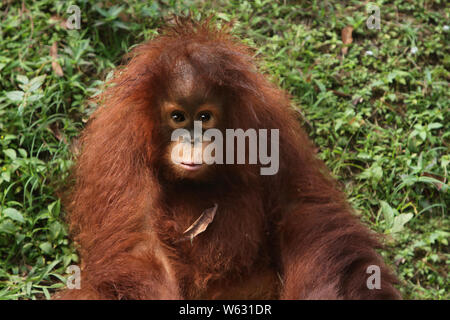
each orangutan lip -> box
[180,162,203,171]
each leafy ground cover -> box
[0,0,448,299]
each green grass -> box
[0,0,448,300]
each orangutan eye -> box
[198,112,212,122]
[171,111,186,123]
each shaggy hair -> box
[54,17,401,300]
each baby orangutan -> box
[54,18,401,300]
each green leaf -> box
[4,148,17,160]
[113,21,129,30]
[28,75,46,92]
[427,123,442,130]
[313,79,326,93]
[18,148,27,158]
[419,131,427,141]
[2,208,25,223]
[108,5,124,18]
[1,171,10,183]
[43,287,51,300]
[380,201,395,228]
[0,220,16,234]
[28,93,44,102]
[390,213,414,233]
[48,201,61,218]
[5,91,24,102]
[16,75,29,84]
[18,103,26,115]
[39,242,53,254]
[49,221,62,240]
[217,12,230,21]
[372,165,383,181]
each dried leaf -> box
[119,12,130,22]
[422,172,445,191]
[70,138,81,156]
[50,42,64,77]
[49,123,62,141]
[177,203,218,243]
[48,122,69,145]
[49,15,68,29]
[52,61,63,77]
[352,96,364,105]
[341,26,353,56]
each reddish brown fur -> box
[54,18,401,300]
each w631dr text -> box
[222,304,271,315]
